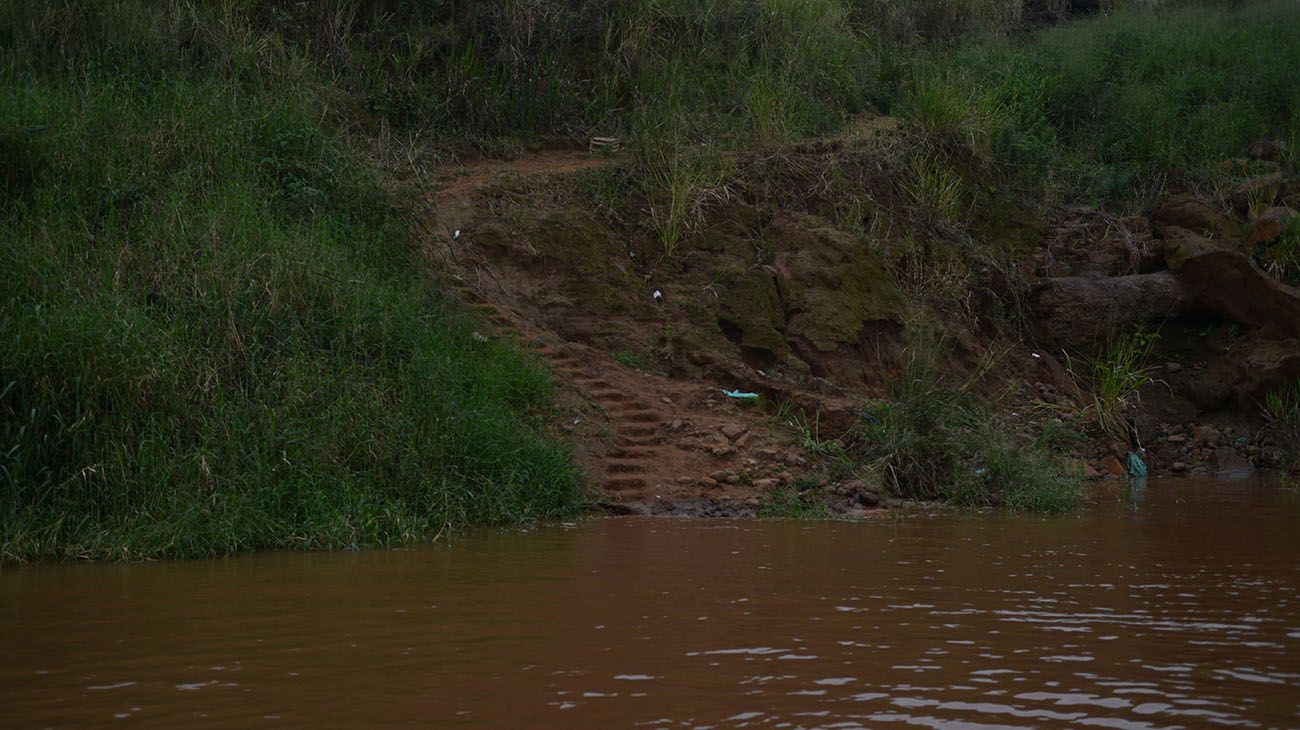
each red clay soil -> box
[427,144,1300,495]
[427,150,879,516]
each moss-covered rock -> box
[769,212,903,352]
[716,266,789,360]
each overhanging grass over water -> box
[0,5,581,561]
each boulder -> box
[1211,447,1251,473]
[1029,272,1193,346]
[1163,228,1300,339]
[1234,336,1300,405]
[714,266,790,366]
[767,212,904,384]
[1150,194,1241,240]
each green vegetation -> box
[903,1,1300,203]
[1264,217,1300,285]
[858,342,1083,513]
[1,2,581,562]
[760,482,834,519]
[1263,380,1300,477]
[1067,330,1161,439]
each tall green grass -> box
[1263,380,1300,477]
[1,3,581,562]
[901,0,1300,203]
[1066,330,1161,439]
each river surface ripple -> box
[3,477,1299,728]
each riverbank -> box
[3,1,1299,560]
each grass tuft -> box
[1066,329,1161,440]
[1262,380,1300,477]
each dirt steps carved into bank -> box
[449,282,777,512]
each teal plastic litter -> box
[722,389,759,401]
[1126,451,1148,478]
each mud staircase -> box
[452,283,677,508]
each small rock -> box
[1166,434,1187,444]
[1171,461,1187,472]
[709,470,727,481]
[1192,425,1222,447]
[759,447,780,458]
[724,473,740,485]
[700,477,718,488]
[1247,206,1297,246]
[661,396,673,405]
[720,424,748,441]
[735,431,752,447]
[753,478,778,490]
[1165,362,1183,373]
[677,476,694,485]
[1100,456,1126,478]
[709,445,734,457]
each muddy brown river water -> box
[3,477,1299,728]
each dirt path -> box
[426,148,866,514]
[452,282,806,515]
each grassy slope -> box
[905,0,1300,203]
[1,4,580,561]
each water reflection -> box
[2,477,1298,728]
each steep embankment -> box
[427,128,1300,513]
[4,0,1299,560]
[0,5,584,562]
[430,150,886,516]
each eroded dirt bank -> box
[423,125,1300,514]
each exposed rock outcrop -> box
[1029,272,1194,346]
[1163,227,1300,339]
